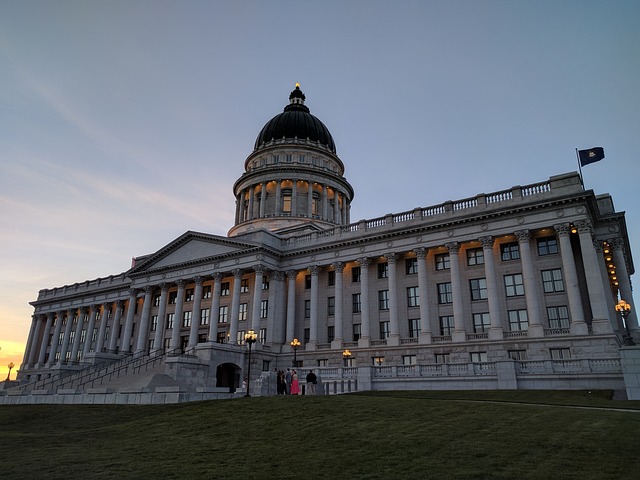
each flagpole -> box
[575,148,584,189]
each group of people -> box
[276,368,318,395]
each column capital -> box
[357,257,371,267]
[575,219,593,235]
[212,272,223,282]
[159,282,170,292]
[413,247,427,259]
[174,279,186,288]
[286,269,297,279]
[445,242,460,254]
[608,238,624,250]
[308,265,320,276]
[193,276,204,286]
[271,270,285,281]
[231,269,243,278]
[479,236,494,249]
[553,223,572,236]
[331,261,345,272]
[253,264,266,275]
[115,299,125,309]
[384,253,398,263]
[128,288,138,297]
[143,285,153,295]
[514,229,531,243]
[102,301,111,309]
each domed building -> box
[5,86,640,404]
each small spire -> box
[289,83,306,105]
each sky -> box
[1,0,639,379]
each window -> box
[153,294,161,307]
[282,190,292,214]
[508,350,528,361]
[328,270,335,286]
[439,316,454,336]
[304,300,311,318]
[150,315,158,332]
[542,269,564,293]
[221,282,230,296]
[168,292,177,304]
[198,334,207,344]
[406,258,418,275]
[311,196,320,218]
[262,276,269,290]
[237,330,246,345]
[435,253,450,271]
[437,282,453,304]
[304,328,310,344]
[240,279,249,293]
[305,275,311,289]
[547,306,570,329]
[259,328,267,343]
[537,236,558,256]
[407,286,420,307]
[218,305,228,323]
[409,318,421,338]
[216,331,226,344]
[298,154,306,163]
[508,309,529,331]
[317,358,328,367]
[166,313,174,330]
[435,353,450,364]
[402,355,417,365]
[504,274,525,297]
[353,323,361,341]
[470,352,488,363]
[260,300,268,318]
[378,290,389,310]
[327,297,335,316]
[327,325,334,342]
[352,293,361,313]
[285,154,292,163]
[372,356,385,366]
[352,266,361,283]
[200,308,210,325]
[379,321,390,339]
[501,242,520,261]
[550,348,571,360]
[473,313,491,333]
[467,248,484,266]
[262,360,271,372]
[202,285,212,299]
[238,303,247,321]
[470,278,488,301]
[185,289,194,302]
[182,311,192,327]
[378,262,388,279]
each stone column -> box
[188,277,204,349]
[611,238,639,334]
[235,192,242,223]
[259,182,267,218]
[358,258,371,347]
[415,248,432,343]
[82,305,99,357]
[307,180,313,217]
[331,262,344,348]
[576,220,613,333]
[135,286,154,354]
[268,271,286,344]
[47,311,65,367]
[275,180,282,216]
[120,290,138,353]
[555,224,587,334]
[480,236,504,340]
[95,302,110,353]
[208,274,222,342]
[108,300,124,352]
[153,284,169,352]
[446,242,466,342]
[58,308,76,364]
[308,265,320,348]
[334,191,340,223]
[515,230,545,337]
[36,312,54,368]
[229,270,242,344]
[247,185,255,220]
[291,179,298,217]
[386,253,401,346]
[251,267,264,332]
[25,314,42,368]
[170,281,186,350]
[286,270,297,342]
[322,184,329,221]
[70,308,86,362]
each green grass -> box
[1,390,639,479]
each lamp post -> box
[6,362,14,381]
[244,330,257,397]
[616,299,635,346]
[342,349,352,367]
[290,338,301,367]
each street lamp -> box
[244,330,257,397]
[6,362,15,381]
[342,349,352,367]
[290,338,301,367]
[616,299,636,346]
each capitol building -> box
[3,85,640,404]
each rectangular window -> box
[150,315,158,332]
[328,270,335,286]
[327,325,334,342]
[379,321,390,339]
[218,305,228,323]
[435,253,450,271]
[305,275,311,289]
[185,289,194,302]
[220,282,230,296]
[262,276,270,290]
[437,282,453,304]
[216,331,227,344]
[407,286,420,307]
[353,323,361,341]
[537,236,559,256]
[163,337,171,351]
[547,306,570,329]
[238,303,247,321]
[378,262,388,279]
[372,356,385,366]
[439,316,454,336]
[470,278,488,301]
[435,353,450,364]
[304,328,310,344]
[260,300,268,318]
[352,293,361,313]
[508,309,529,331]
[504,274,525,297]
[200,308,210,325]
[470,352,488,363]
[304,300,311,318]
[467,248,485,266]
[327,297,335,316]
[237,330,246,345]
[198,333,207,344]
[542,269,564,293]
[240,279,249,293]
[352,266,361,283]
[409,318,421,338]
[168,292,177,304]
[166,313,174,330]
[550,348,571,360]
[405,258,418,275]
[508,350,528,360]
[317,358,328,367]
[403,355,417,366]
[182,311,192,327]
[378,290,389,310]
[501,242,520,261]
[259,328,267,343]
[153,294,161,307]
[202,285,212,299]
[473,313,491,333]
[282,193,292,213]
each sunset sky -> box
[1,1,639,379]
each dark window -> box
[470,278,488,301]
[378,262,388,279]
[467,248,485,266]
[501,242,520,261]
[405,258,418,275]
[378,290,389,310]
[542,269,564,293]
[352,266,361,283]
[435,253,450,271]
[537,236,559,256]
[352,293,361,313]
[328,270,335,286]
[439,316,454,336]
[437,283,453,304]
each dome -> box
[253,85,336,153]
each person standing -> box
[285,368,292,395]
[290,370,299,395]
[306,369,317,395]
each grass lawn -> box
[1,390,639,479]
